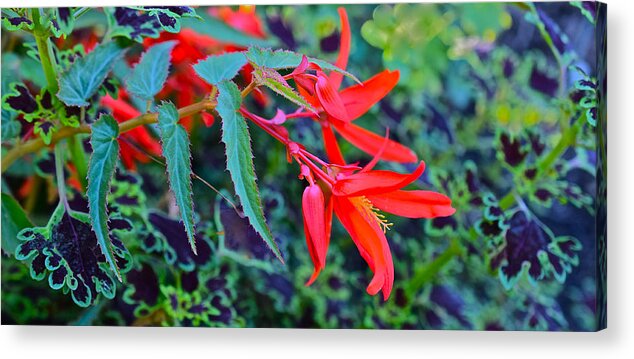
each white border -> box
[1,0,632,358]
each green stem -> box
[2,99,215,173]
[499,112,587,210]
[536,112,586,176]
[405,239,462,297]
[31,9,59,94]
[73,7,90,19]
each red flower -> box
[290,8,417,165]
[324,161,455,300]
[212,6,267,41]
[296,141,455,300]
[301,181,332,285]
[243,104,454,301]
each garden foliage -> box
[1,3,606,330]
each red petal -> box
[333,196,394,300]
[333,161,425,197]
[302,184,328,267]
[201,112,215,127]
[328,7,351,90]
[295,77,321,109]
[339,70,400,121]
[303,184,332,286]
[315,73,349,121]
[118,140,138,170]
[332,120,418,163]
[290,55,310,77]
[100,94,140,120]
[303,217,322,286]
[367,190,456,218]
[321,123,345,165]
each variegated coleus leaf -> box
[491,211,581,289]
[14,203,132,307]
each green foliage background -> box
[1,3,605,330]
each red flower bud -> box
[302,183,329,285]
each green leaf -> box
[128,6,199,33]
[14,203,132,307]
[126,40,177,101]
[87,114,121,280]
[1,193,33,257]
[1,108,21,141]
[252,67,316,112]
[182,12,273,48]
[216,81,283,263]
[246,47,360,83]
[57,42,125,107]
[193,52,248,86]
[50,7,75,38]
[1,9,34,31]
[157,101,197,253]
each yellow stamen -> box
[349,196,393,233]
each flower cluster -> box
[241,8,455,300]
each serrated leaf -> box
[87,114,122,280]
[182,12,273,48]
[1,193,33,257]
[157,101,197,253]
[193,52,248,86]
[246,47,360,83]
[58,42,125,107]
[252,68,316,112]
[216,81,283,263]
[126,41,177,101]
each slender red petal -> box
[100,94,140,120]
[332,120,417,163]
[303,184,330,286]
[329,7,351,90]
[315,73,349,121]
[324,193,333,251]
[367,190,456,218]
[360,128,390,173]
[321,123,346,165]
[295,76,321,109]
[333,196,394,300]
[339,70,400,121]
[333,161,426,197]
[303,217,322,286]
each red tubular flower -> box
[302,182,330,285]
[293,148,455,300]
[321,161,454,300]
[289,8,417,165]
